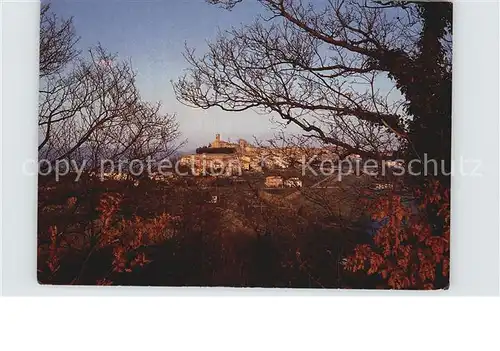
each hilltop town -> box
[92,133,401,193]
[179,133,338,176]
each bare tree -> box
[39,3,80,79]
[39,5,182,168]
[39,47,181,166]
[175,0,451,171]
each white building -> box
[284,177,303,188]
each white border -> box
[0,298,497,351]
[1,0,499,295]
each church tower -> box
[213,133,221,148]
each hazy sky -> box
[47,0,302,150]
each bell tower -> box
[213,133,221,148]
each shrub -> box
[345,181,450,290]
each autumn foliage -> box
[345,181,450,290]
[38,183,179,285]
[38,175,450,289]
[37,176,365,287]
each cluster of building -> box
[90,171,174,185]
[179,134,334,176]
[265,176,303,188]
